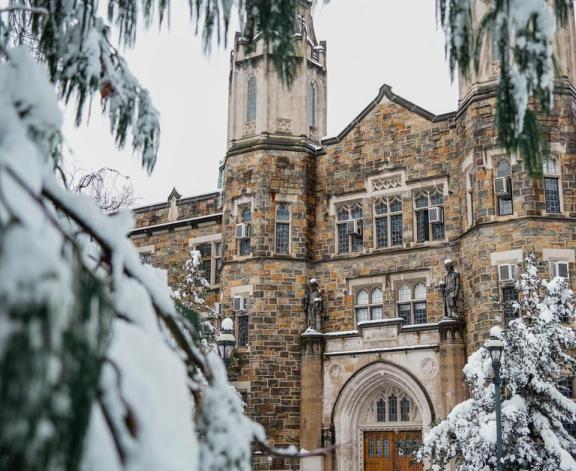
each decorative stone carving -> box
[276,117,292,133]
[371,174,402,192]
[243,121,256,136]
[440,259,461,319]
[302,278,323,332]
[328,364,342,382]
[420,358,438,378]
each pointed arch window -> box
[247,77,257,122]
[543,157,561,213]
[374,195,403,248]
[374,391,414,423]
[336,203,363,254]
[397,281,427,324]
[308,82,316,127]
[388,394,398,422]
[354,286,383,324]
[414,188,445,243]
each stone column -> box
[300,330,324,471]
[438,319,468,415]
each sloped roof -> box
[321,84,456,146]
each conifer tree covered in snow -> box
[419,254,576,470]
[437,0,573,175]
[0,1,304,471]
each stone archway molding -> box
[331,360,435,471]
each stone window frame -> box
[395,280,428,325]
[413,187,445,244]
[353,284,384,325]
[543,155,563,214]
[274,202,291,255]
[231,285,253,349]
[494,158,514,216]
[236,201,253,257]
[335,201,364,254]
[189,234,222,286]
[246,75,257,122]
[373,194,403,249]
[372,387,416,424]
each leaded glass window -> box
[376,399,386,422]
[237,315,249,347]
[502,286,518,324]
[374,392,415,423]
[400,397,411,421]
[388,395,397,421]
[397,281,428,324]
[239,206,251,256]
[374,196,403,248]
[336,203,363,253]
[355,286,383,325]
[275,204,290,254]
[559,377,573,398]
[414,188,444,243]
[496,160,513,216]
[247,77,257,122]
[543,158,561,213]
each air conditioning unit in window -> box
[550,261,570,279]
[233,296,248,312]
[498,264,517,284]
[428,206,443,224]
[494,177,510,196]
[347,219,363,236]
[235,223,250,239]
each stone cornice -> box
[129,212,222,236]
[226,133,324,157]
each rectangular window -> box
[374,196,403,248]
[498,196,513,216]
[193,240,222,285]
[336,204,363,254]
[237,315,249,347]
[416,210,429,243]
[238,205,252,256]
[544,177,561,213]
[214,242,222,284]
[275,222,290,254]
[414,302,427,324]
[398,304,411,323]
[388,397,398,422]
[375,217,388,248]
[351,233,363,252]
[415,190,444,243]
[197,243,212,282]
[337,223,349,253]
[390,214,403,246]
[140,252,153,265]
[559,377,574,398]
[502,286,518,324]
[564,421,576,438]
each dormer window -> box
[247,77,257,122]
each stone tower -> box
[221,2,326,469]
[456,1,576,350]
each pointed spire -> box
[167,187,181,202]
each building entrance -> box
[363,430,423,471]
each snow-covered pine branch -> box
[419,254,576,470]
[437,0,572,175]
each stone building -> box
[130,2,576,470]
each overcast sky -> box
[62,0,459,206]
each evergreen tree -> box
[419,254,576,470]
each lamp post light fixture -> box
[216,317,236,366]
[486,330,505,471]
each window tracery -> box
[414,187,445,243]
[373,195,403,248]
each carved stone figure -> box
[440,259,461,319]
[302,278,323,331]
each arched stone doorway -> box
[332,361,434,471]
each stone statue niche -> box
[301,278,323,332]
[440,259,461,320]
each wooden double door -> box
[364,430,423,471]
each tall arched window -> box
[308,82,316,127]
[247,77,257,122]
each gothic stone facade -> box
[130,2,576,470]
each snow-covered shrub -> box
[419,254,576,470]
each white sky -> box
[62,0,458,206]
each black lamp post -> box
[486,332,504,471]
[216,317,236,366]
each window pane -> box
[202,260,212,281]
[368,437,375,457]
[140,252,153,265]
[390,197,402,213]
[337,223,349,253]
[238,316,249,347]
[430,191,443,205]
[502,287,518,323]
[276,204,290,221]
[559,378,573,398]
[388,395,397,421]
[240,238,251,256]
[398,284,411,302]
[400,397,410,421]
[375,200,387,215]
[215,259,222,284]
[564,421,576,438]
[432,222,445,241]
[371,288,383,304]
[356,289,369,305]
[544,177,561,213]
[391,214,403,246]
[543,158,557,175]
[414,283,426,299]
[275,222,290,254]
[416,210,429,242]
[371,306,383,320]
[351,205,363,219]
[214,241,222,257]
[241,207,251,222]
[351,233,363,252]
[498,197,513,216]
[337,207,349,221]
[398,304,411,323]
[356,307,369,323]
[376,399,386,422]
[415,194,428,209]
[376,437,382,457]
[496,160,511,177]
[197,243,212,257]
[414,302,427,324]
[375,217,388,248]
[247,78,257,121]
